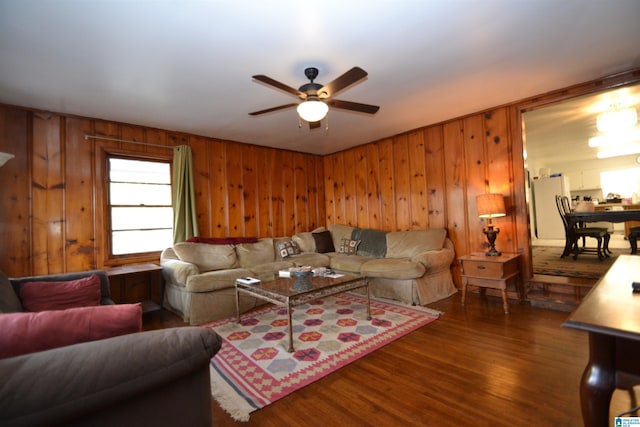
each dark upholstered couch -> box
[0,327,222,427]
[0,270,222,427]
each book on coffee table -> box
[236,277,260,285]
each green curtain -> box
[172,145,199,243]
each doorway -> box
[522,83,640,268]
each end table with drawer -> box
[459,253,522,314]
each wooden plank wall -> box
[1,69,638,284]
[0,108,325,277]
[324,107,521,284]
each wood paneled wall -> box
[0,108,325,277]
[1,69,638,285]
[324,107,524,284]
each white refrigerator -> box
[532,175,571,239]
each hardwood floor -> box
[143,292,635,426]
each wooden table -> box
[459,253,522,314]
[563,255,640,427]
[106,263,164,317]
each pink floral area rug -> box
[204,293,440,421]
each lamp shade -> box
[476,194,506,218]
[297,99,329,122]
[0,152,14,167]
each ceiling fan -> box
[249,66,380,129]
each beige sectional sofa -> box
[160,225,456,325]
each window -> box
[108,157,173,256]
[600,168,640,200]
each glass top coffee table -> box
[235,274,370,352]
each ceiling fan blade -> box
[329,99,380,114]
[309,121,322,130]
[249,103,298,116]
[252,75,305,98]
[318,67,368,98]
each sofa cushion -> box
[339,238,361,255]
[351,228,387,258]
[360,258,426,280]
[275,239,301,259]
[328,224,355,252]
[330,254,375,273]
[236,238,275,267]
[386,229,447,258]
[312,230,335,253]
[292,232,316,253]
[289,252,331,268]
[0,271,22,313]
[249,260,295,276]
[173,242,238,272]
[19,274,101,312]
[185,268,253,293]
[0,303,142,358]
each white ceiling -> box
[1,0,639,155]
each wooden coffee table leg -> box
[365,280,371,320]
[286,301,294,353]
[235,285,241,323]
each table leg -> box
[461,278,467,306]
[580,332,616,427]
[365,279,371,320]
[158,271,165,321]
[286,300,294,353]
[235,286,241,323]
[501,289,509,314]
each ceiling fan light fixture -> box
[296,99,329,123]
[596,105,637,133]
[588,128,640,148]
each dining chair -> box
[555,195,610,260]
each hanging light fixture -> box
[296,98,329,123]
[596,104,637,133]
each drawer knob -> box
[476,265,486,270]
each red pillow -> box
[0,303,142,358]
[19,274,101,312]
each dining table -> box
[563,209,640,257]
[563,255,640,427]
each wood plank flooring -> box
[144,292,635,427]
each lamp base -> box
[483,226,501,257]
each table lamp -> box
[476,193,506,256]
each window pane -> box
[111,207,173,230]
[110,183,172,205]
[601,168,640,199]
[108,156,173,257]
[112,229,174,255]
[109,158,171,184]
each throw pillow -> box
[0,303,142,359]
[339,238,361,255]
[312,230,335,253]
[351,228,387,257]
[276,240,301,258]
[19,274,101,312]
[0,271,22,313]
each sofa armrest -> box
[411,246,455,272]
[0,327,222,427]
[161,259,200,286]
